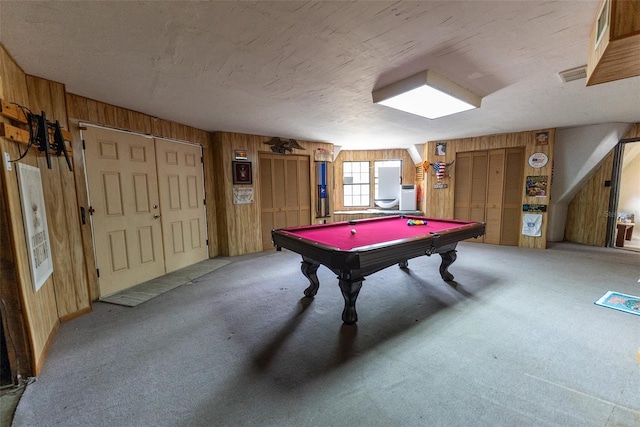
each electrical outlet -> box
[4,152,11,171]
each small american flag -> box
[434,162,446,181]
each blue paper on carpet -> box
[594,291,640,316]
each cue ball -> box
[350,229,356,235]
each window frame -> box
[342,160,371,207]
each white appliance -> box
[399,184,416,210]
[375,166,400,208]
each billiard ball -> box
[350,229,356,235]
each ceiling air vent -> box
[559,65,587,83]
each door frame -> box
[606,136,640,247]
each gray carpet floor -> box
[11,242,640,427]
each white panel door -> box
[83,127,165,296]
[155,139,208,272]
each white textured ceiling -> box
[1,1,639,150]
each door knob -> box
[154,214,161,219]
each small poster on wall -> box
[522,204,547,213]
[233,187,254,204]
[17,163,53,291]
[522,213,542,237]
[525,175,548,197]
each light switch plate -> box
[4,152,12,171]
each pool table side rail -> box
[271,215,478,234]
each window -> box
[374,160,402,200]
[342,159,403,207]
[343,161,370,207]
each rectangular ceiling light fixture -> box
[372,70,482,119]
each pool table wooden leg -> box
[300,257,321,297]
[338,275,363,325]
[439,250,457,282]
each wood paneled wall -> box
[421,129,555,249]
[212,131,334,256]
[333,149,417,211]
[26,77,91,322]
[623,123,640,140]
[65,94,211,144]
[0,45,35,381]
[565,123,640,245]
[565,152,614,246]
[65,93,218,300]
[0,46,73,378]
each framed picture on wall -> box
[535,131,549,145]
[525,175,548,197]
[234,150,248,160]
[232,161,252,184]
[17,163,53,291]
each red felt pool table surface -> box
[278,215,475,251]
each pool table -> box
[271,215,485,324]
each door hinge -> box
[206,239,209,246]
[96,268,100,278]
[203,199,206,206]
[201,156,204,164]
[82,139,86,150]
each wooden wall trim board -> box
[58,306,92,323]
[421,129,555,249]
[201,133,219,258]
[211,132,229,256]
[67,120,99,301]
[34,321,59,376]
[0,99,29,123]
